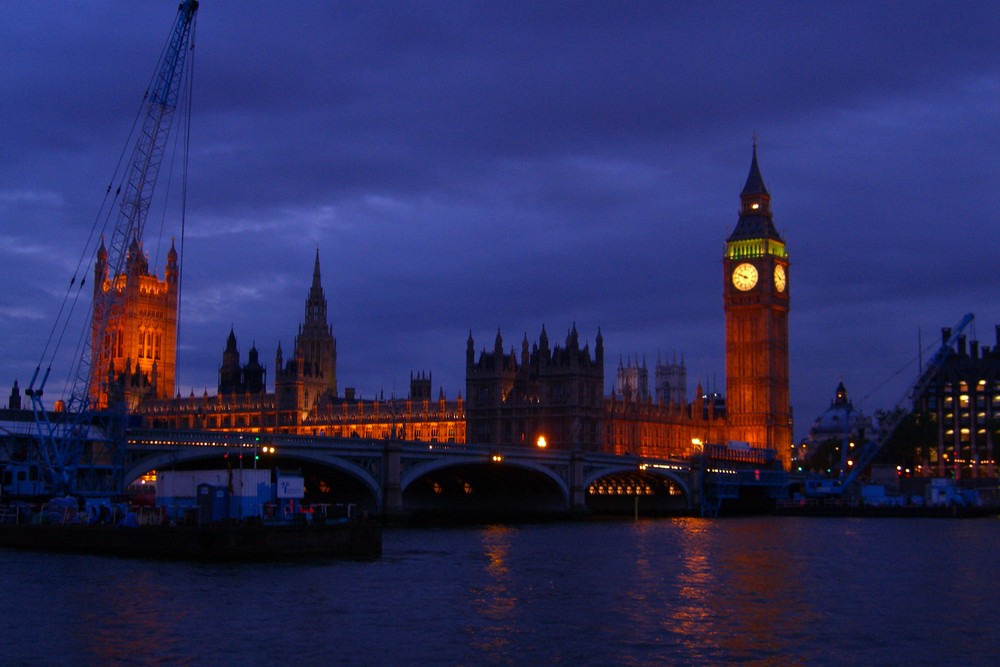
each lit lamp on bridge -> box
[692,438,704,469]
[536,436,547,449]
[254,445,277,469]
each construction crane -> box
[841,313,974,486]
[21,1,199,498]
[806,313,975,497]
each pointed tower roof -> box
[301,247,330,332]
[741,142,769,196]
[126,236,149,274]
[312,245,322,290]
[834,380,849,406]
[727,142,783,244]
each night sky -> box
[1,1,997,442]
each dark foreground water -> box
[2,517,998,666]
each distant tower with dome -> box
[806,380,873,464]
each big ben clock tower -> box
[723,144,792,469]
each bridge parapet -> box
[124,429,700,518]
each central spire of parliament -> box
[275,249,338,418]
[303,246,330,335]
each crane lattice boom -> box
[842,313,975,486]
[26,1,198,497]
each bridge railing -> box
[703,443,777,465]
[127,428,392,449]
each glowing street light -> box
[536,436,547,449]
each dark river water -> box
[2,516,997,666]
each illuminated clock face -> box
[774,265,787,292]
[732,262,758,291]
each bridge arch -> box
[400,455,571,518]
[401,456,570,500]
[583,463,693,514]
[584,464,691,498]
[124,446,383,513]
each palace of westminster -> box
[7,149,997,475]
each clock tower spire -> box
[723,144,792,468]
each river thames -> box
[2,516,997,666]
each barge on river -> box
[0,520,381,561]
[0,500,381,561]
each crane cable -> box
[859,322,975,410]
[33,9,196,404]
[33,95,141,377]
[176,16,198,397]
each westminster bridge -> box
[124,429,788,518]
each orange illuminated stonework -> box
[723,146,792,468]
[133,252,466,444]
[604,386,729,459]
[138,378,466,444]
[91,237,178,409]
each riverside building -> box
[915,325,1000,478]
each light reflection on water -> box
[1,517,998,666]
[73,566,190,665]
[671,518,721,661]
[470,525,517,660]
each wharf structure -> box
[10,148,794,466]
